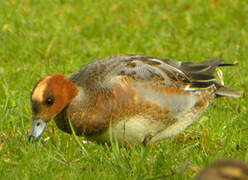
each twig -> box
[180,158,190,176]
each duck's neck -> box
[54,106,73,134]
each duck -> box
[28,54,241,145]
[195,159,248,180]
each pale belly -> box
[92,106,206,145]
[93,115,167,145]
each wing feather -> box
[71,54,240,97]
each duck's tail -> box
[179,59,242,98]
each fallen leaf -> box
[23,105,29,113]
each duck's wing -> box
[71,54,240,97]
[107,55,239,97]
[116,55,191,89]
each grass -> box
[0,0,248,179]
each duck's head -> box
[28,74,78,141]
[195,159,248,180]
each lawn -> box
[0,0,248,179]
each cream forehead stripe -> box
[32,76,53,102]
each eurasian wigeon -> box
[28,54,241,145]
[195,159,248,180]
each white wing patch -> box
[137,84,197,117]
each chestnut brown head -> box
[28,74,78,141]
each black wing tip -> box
[201,59,239,67]
[218,61,239,67]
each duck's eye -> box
[45,96,54,106]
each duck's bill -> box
[28,118,46,141]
